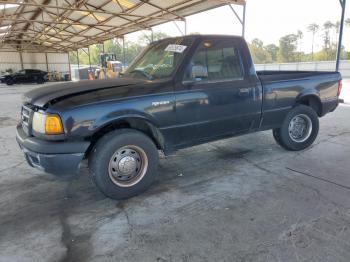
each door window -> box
[184,40,244,83]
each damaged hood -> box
[23,78,146,107]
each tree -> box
[346,18,350,27]
[249,39,272,63]
[307,23,319,60]
[137,31,170,45]
[323,21,334,51]
[277,34,298,62]
[265,44,279,62]
[296,30,304,61]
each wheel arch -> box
[296,94,322,117]
[85,116,165,158]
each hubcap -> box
[108,145,148,187]
[288,114,313,143]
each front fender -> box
[92,109,160,131]
[90,111,166,150]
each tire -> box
[6,79,13,85]
[36,77,44,84]
[89,129,159,199]
[272,128,283,147]
[272,105,319,151]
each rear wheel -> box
[6,79,14,85]
[89,129,159,199]
[272,105,319,151]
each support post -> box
[67,52,72,81]
[76,50,80,80]
[76,50,79,69]
[87,46,91,70]
[122,37,126,67]
[229,4,246,38]
[336,0,346,72]
[19,51,24,70]
[45,53,49,72]
[242,3,246,38]
[102,42,106,79]
[173,20,185,36]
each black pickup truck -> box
[16,35,342,199]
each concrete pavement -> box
[340,79,350,104]
[0,83,350,262]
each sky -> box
[126,0,350,53]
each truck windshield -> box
[125,38,189,80]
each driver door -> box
[174,38,261,146]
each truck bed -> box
[256,70,341,129]
[257,70,340,82]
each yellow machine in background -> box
[96,53,123,79]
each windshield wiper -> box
[128,69,154,80]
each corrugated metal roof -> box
[0,0,245,52]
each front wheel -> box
[36,77,44,84]
[272,105,319,151]
[89,129,159,199]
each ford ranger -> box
[16,35,342,199]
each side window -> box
[184,39,244,83]
[27,69,36,74]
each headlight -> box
[32,112,64,135]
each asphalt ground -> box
[0,82,350,262]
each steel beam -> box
[229,4,246,38]
[123,37,126,67]
[242,3,246,38]
[88,46,91,70]
[0,0,245,52]
[76,50,79,69]
[173,20,185,36]
[45,52,49,72]
[336,0,346,72]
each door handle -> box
[239,87,251,95]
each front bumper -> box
[16,124,90,175]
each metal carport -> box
[0,0,245,52]
[0,0,347,72]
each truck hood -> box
[23,78,146,107]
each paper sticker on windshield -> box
[165,44,187,53]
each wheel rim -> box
[288,114,313,143]
[108,145,148,187]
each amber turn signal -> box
[45,114,63,135]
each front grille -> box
[21,105,33,135]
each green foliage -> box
[249,39,271,63]
[138,31,170,45]
[265,44,279,62]
[277,34,298,62]
[307,23,320,59]
[346,19,350,27]
[69,31,169,66]
[249,18,350,64]
[248,39,280,64]
[69,20,350,66]
[307,23,319,33]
